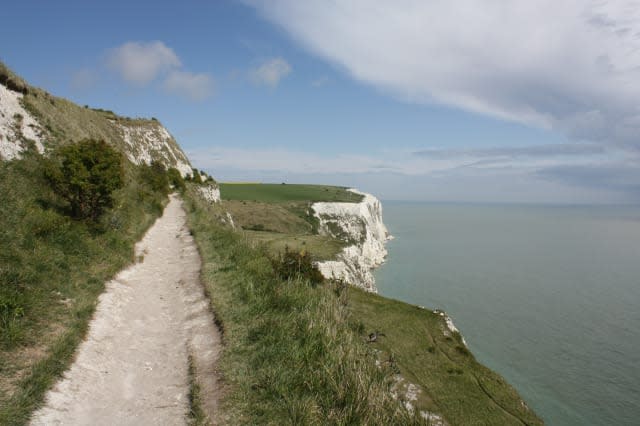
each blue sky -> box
[2,0,639,203]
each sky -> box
[2,0,640,203]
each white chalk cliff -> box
[0,84,45,160]
[196,184,221,203]
[312,189,391,292]
[118,122,193,177]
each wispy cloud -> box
[190,142,640,202]
[249,57,292,87]
[163,70,213,101]
[413,143,607,160]
[247,1,640,149]
[106,41,181,85]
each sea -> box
[374,202,640,426]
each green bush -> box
[44,139,124,221]
[138,160,169,195]
[191,168,202,184]
[167,167,185,191]
[271,246,324,286]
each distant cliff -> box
[0,61,192,176]
[312,189,391,292]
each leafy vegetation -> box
[138,160,170,195]
[271,247,324,285]
[167,167,186,191]
[184,187,423,425]
[44,139,124,221]
[0,151,168,425]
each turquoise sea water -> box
[374,202,640,425]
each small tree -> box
[45,139,124,221]
[167,167,185,191]
[191,168,202,184]
[139,160,169,194]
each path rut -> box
[30,195,221,425]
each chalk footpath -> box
[31,195,220,425]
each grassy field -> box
[217,183,362,262]
[220,183,363,203]
[0,152,167,425]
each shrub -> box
[139,160,169,194]
[44,139,124,221]
[191,168,202,184]
[271,246,324,285]
[167,167,185,191]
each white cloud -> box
[250,57,292,87]
[106,41,181,85]
[163,71,213,101]
[247,1,640,148]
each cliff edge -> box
[312,189,391,292]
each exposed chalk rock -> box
[0,83,45,160]
[312,189,391,292]
[118,122,192,177]
[197,184,221,203]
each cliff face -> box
[312,190,391,292]
[0,83,45,160]
[117,121,192,177]
[0,62,192,176]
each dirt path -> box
[30,195,221,425]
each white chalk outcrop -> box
[197,184,221,203]
[118,123,192,177]
[312,189,391,292]
[0,83,45,160]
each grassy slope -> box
[2,60,189,171]
[349,289,543,425]
[211,183,543,425]
[0,152,167,425]
[184,187,422,425]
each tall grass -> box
[0,151,167,425]
[184,187,424,425]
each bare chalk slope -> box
[31,195,220,425]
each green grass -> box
[220,183,364,203]
[218,184,362,261]
[243,231,345,261]
[0,152,167,425]
[348,288,544,425]
[188,354,209,426]
[184,187,424,425]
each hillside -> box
[0,63,205,424]
[0,62,191,176]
